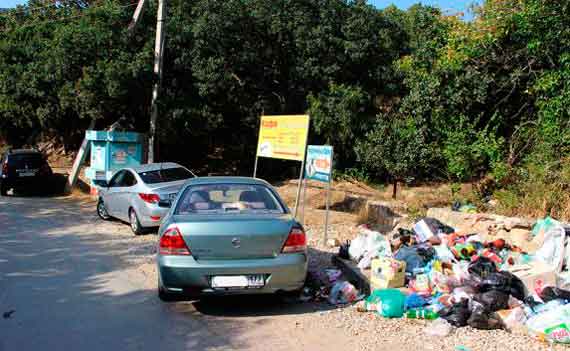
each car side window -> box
[108,171,126,188]
[122,171,137,187]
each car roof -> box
[131,162,182,173]
[184,176,271,187]
[8,149,42,155]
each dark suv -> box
[0,149,53,196]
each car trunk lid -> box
[173,214,294,260]
[146,180,186,201]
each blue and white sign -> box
[305,145,333,183]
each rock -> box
[327,238,341,247]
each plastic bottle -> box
[405,308,439,320]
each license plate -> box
[19,172,35,177]
[211,276,248,288]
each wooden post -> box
[148,0,167,163]
[65,119,96,193]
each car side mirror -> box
[158,199,172,208]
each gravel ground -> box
[304,224,566,351]
[51,197,569,351]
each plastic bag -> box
[535,221,566,272]
[369,289,406,318]
[395,246,426,274]
[479,271,526,301]
[405,293,429,310]
[348,235,366,262]
[328,281,359,305]
[468,256,497,280]
[473,290,509,312]
[439,300,471,327]
[532,216,557,237]
[467,306,504,330]
[540,287,570,303]
[352,227,392,269]
[424,318,453,337]
[526,303,570,344]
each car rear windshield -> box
[9,153,45,168]
[175,184,285,215]
[138,167,192,184]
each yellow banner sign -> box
[256,115,310,161]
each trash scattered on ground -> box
[338,213,570,345]
[3,310,15,319]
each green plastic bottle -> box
[405,308,439,320]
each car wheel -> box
[97,200,111,220]
[129,208,145,235]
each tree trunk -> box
[392,179,398,199]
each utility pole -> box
[148,0,166,163]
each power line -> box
[0,2,138,32]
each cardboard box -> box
[507,261,556,295]
[370,257,406,290]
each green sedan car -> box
[156,176,308,301]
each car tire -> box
[129,208,146,235]
[97,199,111,220]
[0,183,7,196]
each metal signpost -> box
[304,145,334,245]
[253,115,310,219]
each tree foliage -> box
[0,0,569,207]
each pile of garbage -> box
[339,216,570,344]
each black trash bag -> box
[394,245,426,274]
[439,299,471,327]
[422,217,455,235]
[525,295,543,309]
[473,290,510,312]
[479,271,527,301]
[501,271,527,301]
[417,245,437,263]
[468,256,497,280]
[467,308,504,330]
[540,286,570,303]
[338,241,350,260]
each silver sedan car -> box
[97,163,196,234]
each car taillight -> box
[282,227,307,253]
[159,226,191,256]
[139,193,160,204]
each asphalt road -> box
[0,194,352,351]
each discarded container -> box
[405,308,439,320]
[526,303,570,344]
[369,289,406,318]
[370,257,406,290]
[355,300,379,312]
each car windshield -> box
[175,183,285,215]
[138,167,192,184]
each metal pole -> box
[148,0,167,163]
[293,157,305,219]
[253,156,259,178]
[301,178,307,226]
[293,118,310,219]
[324,177,331,245]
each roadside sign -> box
[301,145,334,245]
[305,145,333,183]
[256,115,310,162]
